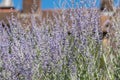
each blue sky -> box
[0,0,119,10]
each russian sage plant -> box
[0,0,120,80]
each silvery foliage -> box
[0,1,107,80]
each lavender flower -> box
[0,0,119,80]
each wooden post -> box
[22,0,40,13]
[100,0,115,54]
[100,0,114,11]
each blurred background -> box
[0,0,120,22]
[0,0,119,10]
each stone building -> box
[0,0,17,22]
[0,0,41,22]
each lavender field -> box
[0,1,120,80]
